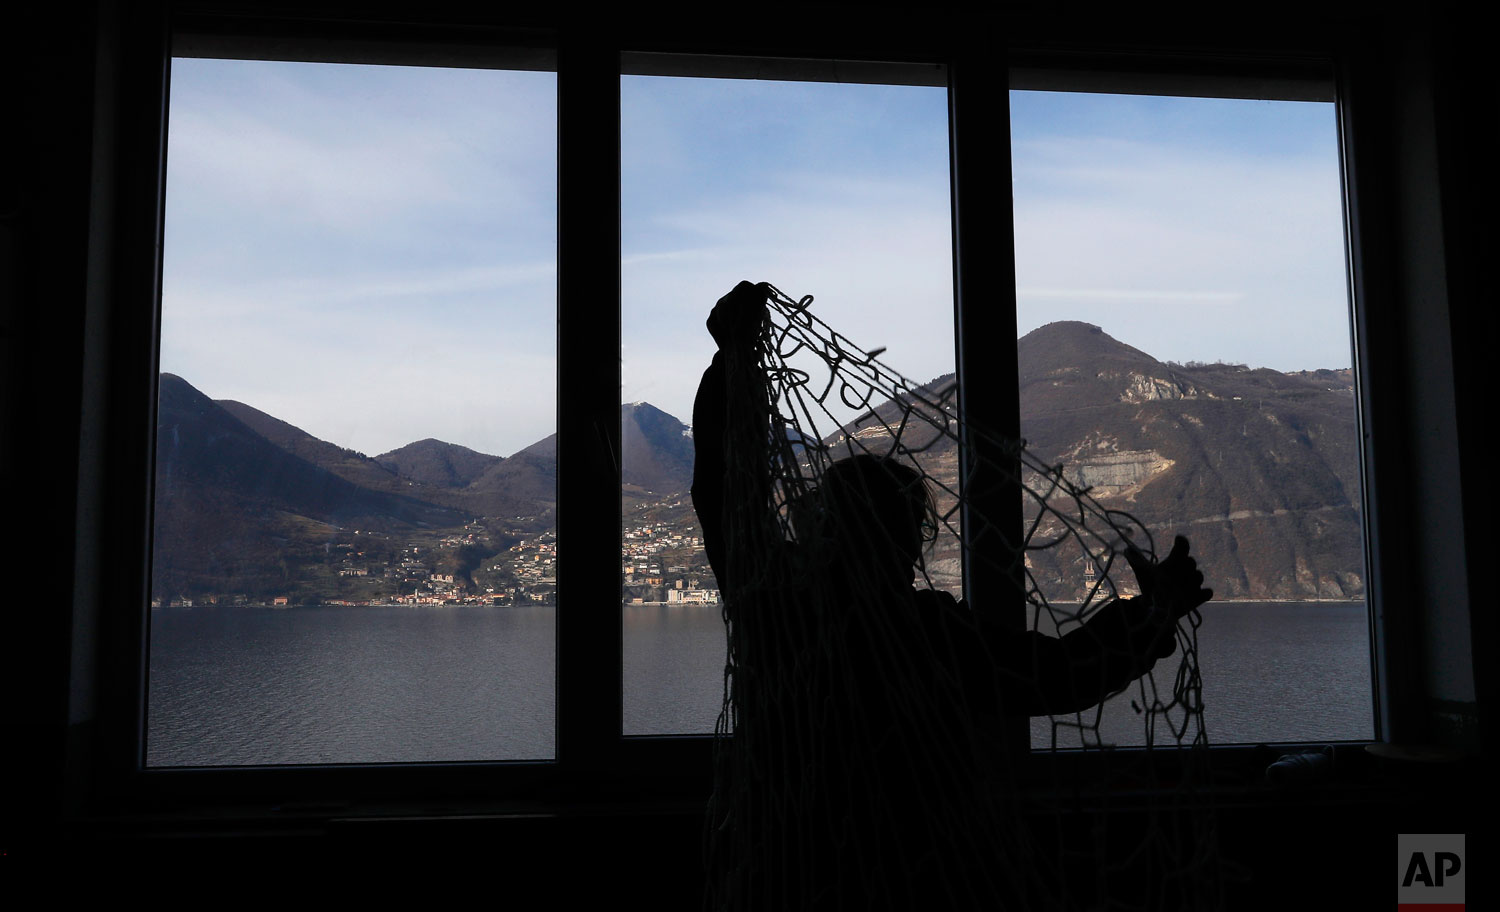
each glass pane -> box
[1010,90,1371,747]
[620,75,956,735]
[148,59,557,765]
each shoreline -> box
[154,596,1365,609]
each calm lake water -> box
[147,600,1372,766]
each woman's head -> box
[811,454,937,579]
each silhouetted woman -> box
[693,281,1211,911]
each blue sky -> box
[162,59,1351,457]
[621,75,957,432]
[162,60,557,459]
[1010,91,1349,371]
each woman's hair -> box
[803,454,939,568]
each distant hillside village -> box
[153,514,721,609]
[623,520,719,606]
[153,520,552,607]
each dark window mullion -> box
[112,1,174,792]
[1335,45,1420,746]
[948,42,1026,752]
[555,34,624,776]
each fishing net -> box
[701,283,1220,911]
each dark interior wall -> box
[2,2,1488,903]
[6,0,101,844]
[25,764,1484,907]
[1429,12,1493,762]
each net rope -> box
[703,284,1221,911]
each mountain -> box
[461,433,558,522]
[448,402,695,520]
[171,391,699,540]
[153,374,469,598]
[153,319,1366,605]
[1015,322,1362,600]
[151,378,708,601]
[376,439,504,489]
[159,375,464,528]
[216,397,421,498]
[622,402,696,494]
[830,322,1363,601]
[220,398,560,523]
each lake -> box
[146,600,1372,766]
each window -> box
[149,58,558,765]
[612,66,1377,749]
[141,46,1373,771]
[1008,87,1372,746]
[619,72,955,735]
[51,10,1478,816]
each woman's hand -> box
[707,281,770,351]
[1125,535,1212,622]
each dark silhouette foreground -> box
[694,281,1212,910]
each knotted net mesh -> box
[703,284,1221,911]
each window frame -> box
[72,3,1441,818]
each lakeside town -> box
[151,512,721,610]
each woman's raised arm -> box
[690,281,774,598]
[973,536,1211,716]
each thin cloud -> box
[166,261,557,316]
[1018,288,1246,303]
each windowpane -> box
[1010,90,1372,746]
[620,74,956,735]
[148,59,557,765]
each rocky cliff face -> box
[1052,434,1174,499]
[1116,371,1205,403]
